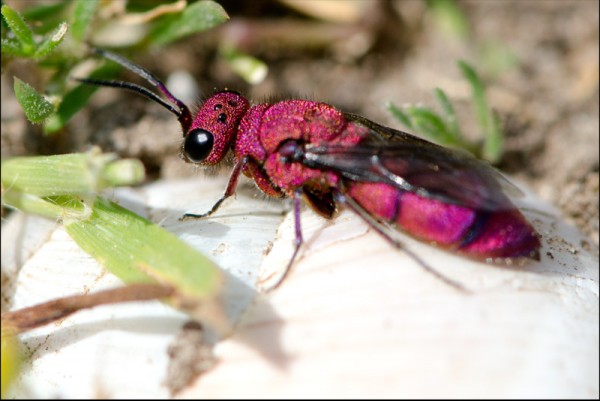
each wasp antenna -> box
[90,48,193,131]
[74,77,182,118]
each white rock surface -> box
[2,175,598,398]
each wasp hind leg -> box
[334,192,471,293]
[263,188,305,291]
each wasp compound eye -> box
[184,129,214,163]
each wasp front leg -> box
[179,158,246,221]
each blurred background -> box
[1,0,598,246]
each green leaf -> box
[427,0,470,40]
[221,47,268,84]
[13,77,55,124]
[386,102,414,129]
[481,113,503,163]
[1,149,143,221]
[433,87,460,136]
[406,106,454,144]
[1,152,228,332]
[43,84,94,133]
[70,0,99,42]
[44,63,119,134]
[388,63,498,160]
[33,22,67,59]
[1,5,36,54]
[65,197,223,295]
[1,148,145,199]
[479,39,519,77]
[459,60,503,162]
[1,332,22,398]
[22,2,70,35]
[149,0,229,45]
[1,38,28,57]
[458,61,487,128]
[65,196,229,332]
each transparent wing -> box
[302,113,522,212]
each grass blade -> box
[70,0,98,42]
[386,102,414,129]
[433,87,460,135]
[1,148,144,197]
[65,197,229,331]
[459,60,503,162]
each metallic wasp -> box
[79,49,540,288]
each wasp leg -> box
[335,192,471,293]
[179,158,247,221]
[267,188,304,291]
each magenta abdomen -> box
[347,182,540,259]
[458,210,541,259]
